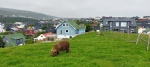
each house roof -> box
[56,20,86,30]
[78,24,86,29]
[137,20,150,23]
[67,20,79,29]
[42,32,56,37]
[138,18,148,20]
[65,20,86,29]
[3,33,26,46]
[45,26,56,33]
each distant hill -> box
[0,7,55,19]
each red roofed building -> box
[136,18,150,28]
[138,18,148,20]
[34,32,57,42]
[25,26,34,36]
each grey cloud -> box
[0,0,149,18]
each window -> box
[6,40,9,43]
[41,36,43,37]
[109,22,112,27]
[120,29,126,33]
[13,38,23,46]
[106,22,108,24]
[121,22,127,27]
[131,22,133,24]
[63,23,68,27]
[60,30,62,34]
[63,24,65,26]
[66,30,69,33]
[116,22,119,27]
[66,24,68,26]
[131,29,135,33]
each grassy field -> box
[0,32,150,67]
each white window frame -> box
[116,22,119,27]
[121,22,127,27]
[109,22,112,27]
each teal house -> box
[2,33,26,47]
[56,20,86,38]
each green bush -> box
[0,37,5,48]
[25,39,34,44]
[0,32,13,35]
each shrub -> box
[0,32,13,35]
[0,37,5,48]
[25,39,34,44]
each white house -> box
[0,23,5,33]
[34,32,57,42]
[12,22,25,29]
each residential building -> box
[12,22,25,29]
[24,26,34,36]
[56,20,86,38]
[136,18,150,28]
[0,22,5,33]
[102,17,137,33]
[2,33,26,47]
[34,32,56,42]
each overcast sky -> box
[0,0,149,18]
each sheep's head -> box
[51,49,57,57]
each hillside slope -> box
[0,7,54,19]
[0,32,150,67]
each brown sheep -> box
[50,41,69,57]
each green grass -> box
[0,32,150,67]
